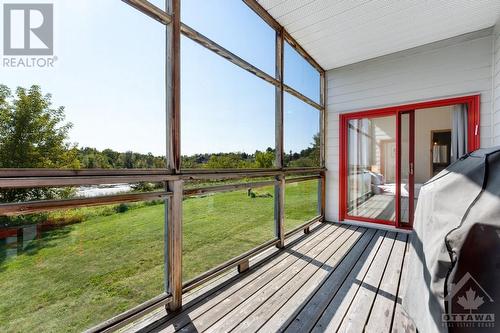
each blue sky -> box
[1,0,320,157]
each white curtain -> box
[451,104,468,162]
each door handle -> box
[409,162,414,175]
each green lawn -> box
[0,180,318,333]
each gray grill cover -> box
[403,147,500,333]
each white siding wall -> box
[494,22,500,144]
[325,29,495,222]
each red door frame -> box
[338,94,481,229]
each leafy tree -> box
[102,149,122,168]
[205,154,250,169]
[77,148,165,169]
[286,133,320,167]
[79,147,111,168]
[0,85,80,202]
[255,150,274,168]
[0,83,321,202]
[309,133,320,164]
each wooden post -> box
[166,0,181,174]
[320,72,326,169]
[165,180,183,312]
[274,28,285,249]
[165,0,182,312]
[319,71,326,222]
[320,171,326,220]
[237,259,250,273]
[275,28,284,170]
[275,175,285,248]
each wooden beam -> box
[0,168,325,189]
[274,28,285,250]
[284,215,323,238]
[0,175,177,188]
[285,175,321,184]
[320,72,326,168]
[0,168,173,177]
[243,0,324,73]
[242,0,281,31]
[0,191,171,216]
[181,167,324,180]
[180,167,280,174]
[87,293,172,333]
[283,84,323,110]
[320,71,326,220]
[275,175,285,248]
[180,23,279,87]
[121,0,171,25]
[165,179,183,312]
[283,30,324,73]
[165,0,182,313]
[275,28,284,169]
[320,171,326,218]
[122,2,322,115]
[166,0,181,173]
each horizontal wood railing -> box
[1,172,324,333]
[0,191,171,216]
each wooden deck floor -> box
[124,222,416,333]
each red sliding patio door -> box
[339,95,481,229]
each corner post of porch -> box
[319,67,327,222]
[165,180,183,312]
[165,0,182,312]
[275,26,285,249]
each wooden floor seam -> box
[150,223,342,333]
[123,222,415,333]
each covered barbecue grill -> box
[403,147,500,332]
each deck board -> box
[258,227,377,333]
[365,233,407,333]
[232,227,367,332]
[204,225,355,333]
[310,229,387,333]
[124,222,328,333]
[159,224,340,333]
[336,231,397,332]
[284,228,378,333]
[122,222,415,333]
[391,233,417,333]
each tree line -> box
[0,84,318,203]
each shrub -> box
[115,203,130,213]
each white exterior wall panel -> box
[325,30,495,222]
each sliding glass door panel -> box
[346,115,397,223]
[398,111,415,227]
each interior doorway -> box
[339,95,480,229]
[431,130,452,176]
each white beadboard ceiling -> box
[257,0,500,70]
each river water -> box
[75,184,132,197]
